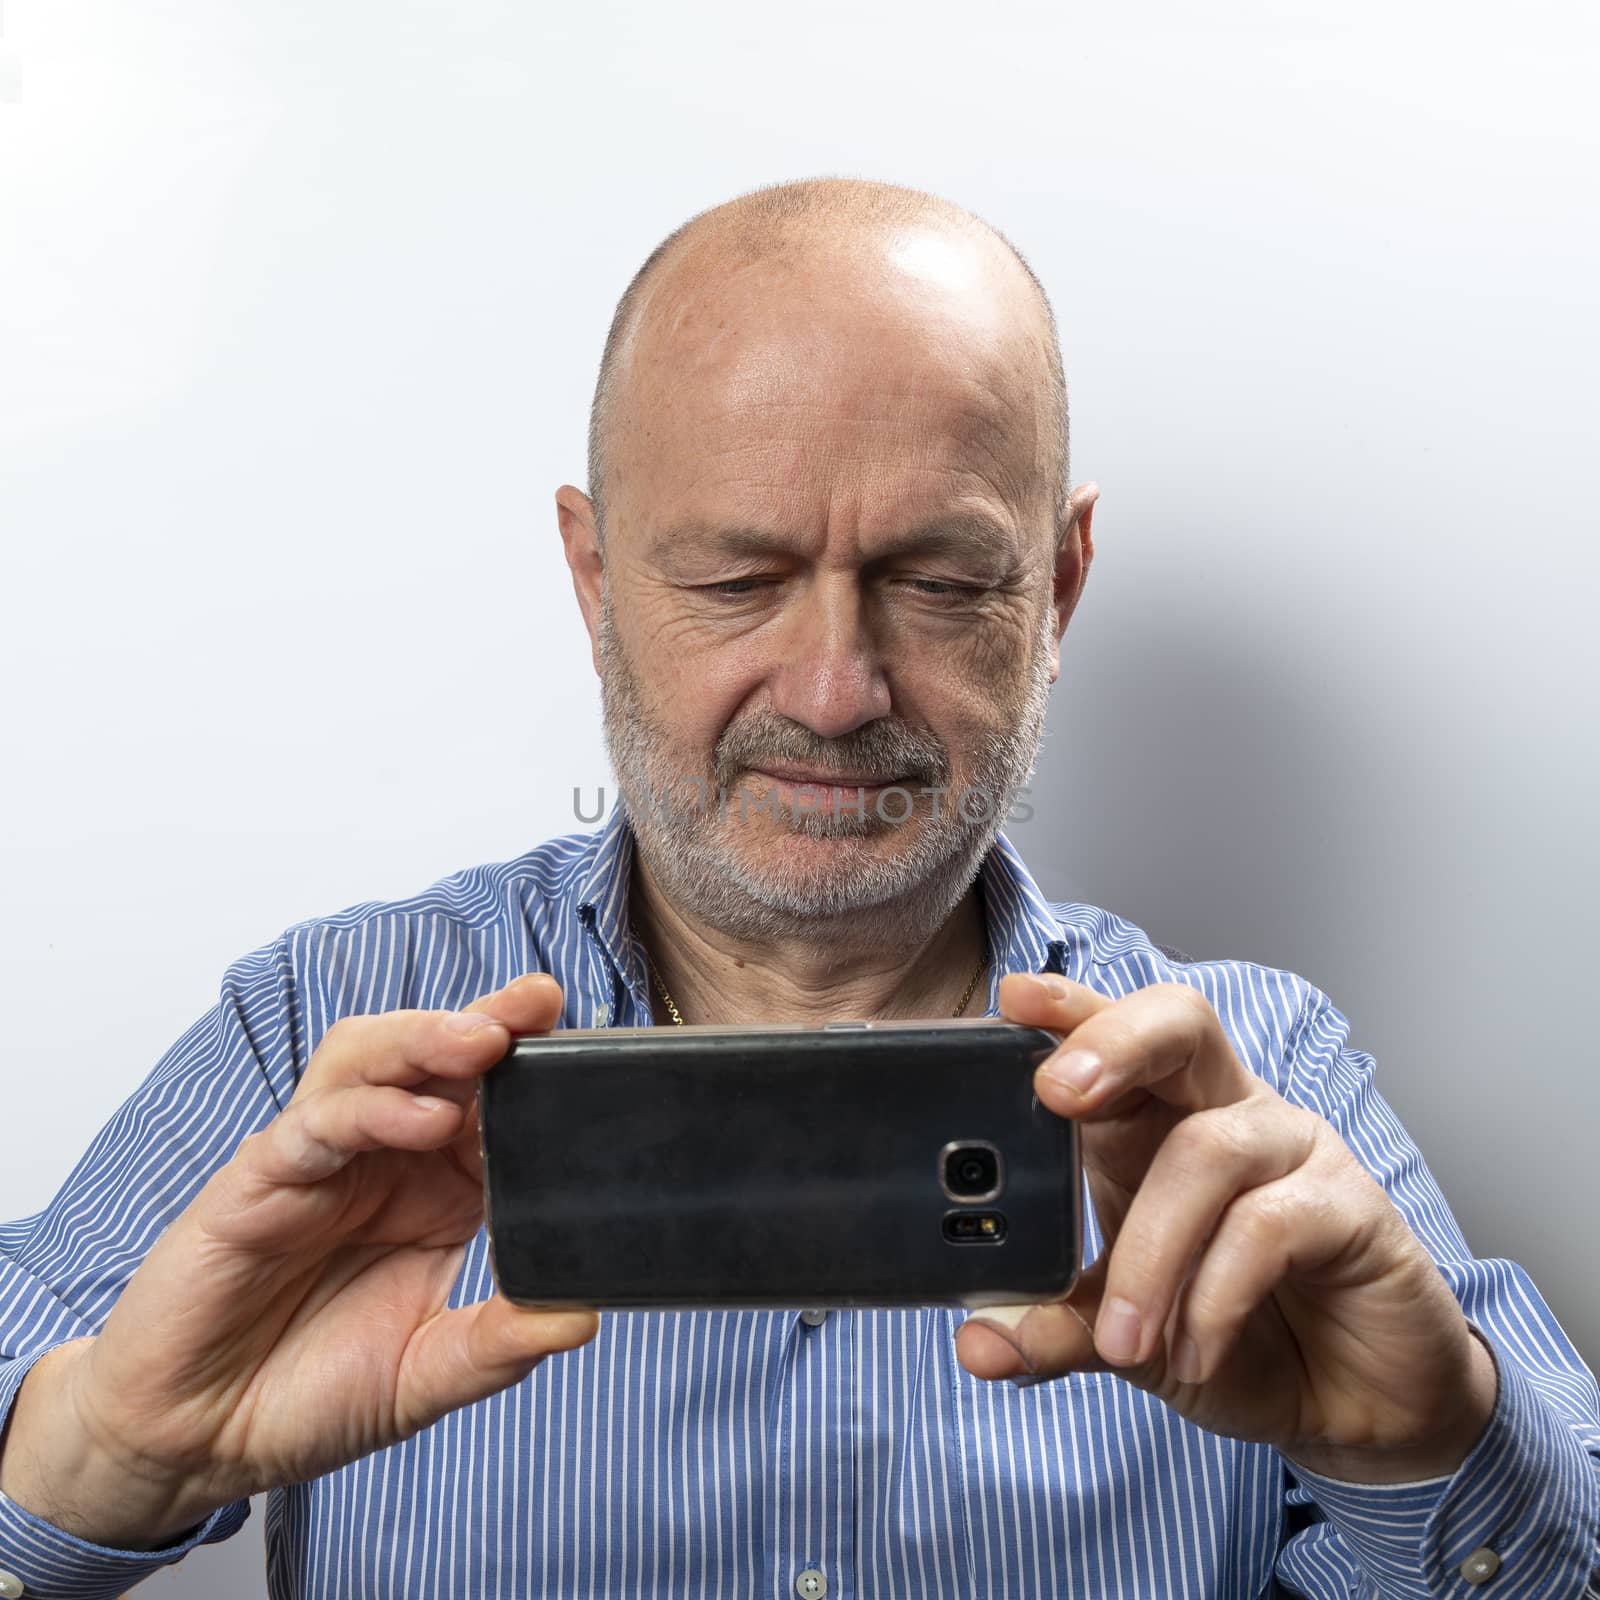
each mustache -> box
[713,710,950,790]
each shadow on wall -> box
[1009,602,1396,993]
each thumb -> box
[958,1258,1111,1382]
[397,1294,598,1433]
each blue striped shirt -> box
[2,801,1596,1599]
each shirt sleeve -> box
[0,936,304,1599]
[1268,983,1600,1599]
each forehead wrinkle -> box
[663,318,1046,516]
[667,371,1040,487]
[645,509,1026,575]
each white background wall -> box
[1,2,1595,1593]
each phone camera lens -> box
[943,1144,999,1199]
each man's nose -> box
[766,576,892,740]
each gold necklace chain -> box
[645,947,990,1026]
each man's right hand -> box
[0,973,596,1550]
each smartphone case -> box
[479,1017,1081,1310]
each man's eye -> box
[696,579,774,599]
[898,577,980,599]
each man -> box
[0,176,1595,1600]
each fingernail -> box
[1096,1297,1142,1363]
[1009,1374,1052,1389]
[968,1303,1033,1334]
[445,1011,503,1035]
[1043,1049,1101,1096]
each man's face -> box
[570,225,1087,940]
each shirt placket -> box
[769,1306,856,1600]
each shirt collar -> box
[573,800,651,1009]
[572,803,1071,1017]
[978,829,1074,984]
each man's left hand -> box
[957,972,1498,1484]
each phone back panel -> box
[480,1020,1079,1310]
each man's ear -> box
[1047,482,1099,686]
[556,486,605,676]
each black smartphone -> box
[478,1017,1080,1311]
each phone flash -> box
[943,1210,1008,1244]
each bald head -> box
[585,176,1071,546]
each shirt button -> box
[0,1571,25,1599]
[795,1569,827,1599]
[799,1308,828,1327]
[1459,1547,1502,1584]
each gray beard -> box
[597,591,1054,950]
